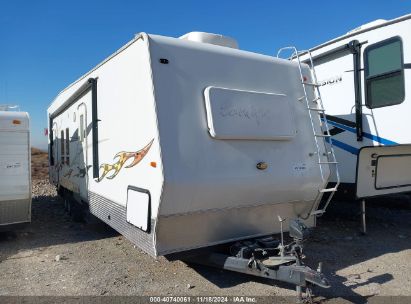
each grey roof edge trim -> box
[301,14,411,56]
[48,32,148,109]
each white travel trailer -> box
[0,106,31,230]
[48,32,338,298]
[298,14,411,199]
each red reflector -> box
[12,119,21,125]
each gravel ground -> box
[0,179,410,303]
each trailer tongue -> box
[183,218,329,303]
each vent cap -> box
[179,32,239,49]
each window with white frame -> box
[364,37,405,108]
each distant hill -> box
[32,148,48,179]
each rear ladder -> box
[277,47,340,217]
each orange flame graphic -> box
[97,139,154,182]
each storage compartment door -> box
[356,145,411,198]
[204,87,296,140]
[126,187,151,232]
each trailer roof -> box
[49,33,146,108]
[308,14,411,53]
[49,32,297,110]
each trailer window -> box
[364,37,404,108]
[66,128,70,165]
[61,130,65,163]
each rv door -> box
[50,123,59,184]
[77,102,89,200]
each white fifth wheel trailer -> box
[298,14,411,199]
[48,32,338,299]
[0,106,31,230]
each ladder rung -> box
[320,128,332,133]
[312,97,321,103]
[319,188,338,193]
[318,161,338,164]
[310,210,325,216]
[308,107,325,112]
[303,82,321,87]
[315,134,331,137]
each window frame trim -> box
[79,114,84,142]
[364,36,405,109]
[60,130,65,163]
[65,127,70,165]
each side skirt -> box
[88,191,156,256]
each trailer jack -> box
[185,219,329,303]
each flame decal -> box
[97,139,154,182]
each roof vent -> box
[179,32,239,49]
[346,19,387,34]
[0,104,20,111]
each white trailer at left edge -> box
[0,106,31,230]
